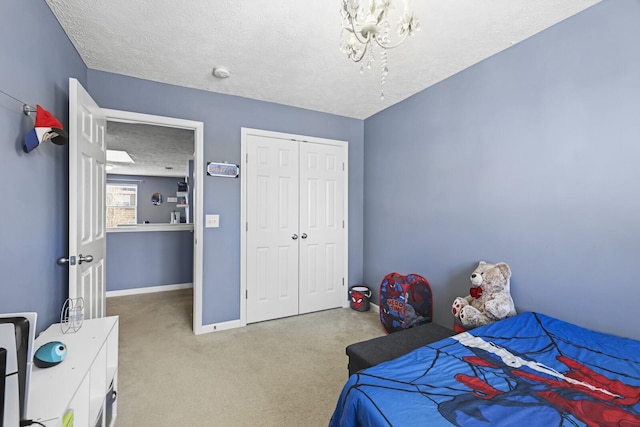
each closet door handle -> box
[301,233,308,239]
[292,234,298,240]
[78,254,94,264]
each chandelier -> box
[340,0,420,99]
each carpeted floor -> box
[106,289,384,427]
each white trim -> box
[342,143,350,309]
[240,129,248,327]
[369,302,380,313]
[102,108,205,335]
[107,224,194,233]
[240,127,350,325]
[196,319,243,334]
[106,283,192,298]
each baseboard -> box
[369,302,380,313]
[106,283,193,298]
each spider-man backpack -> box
[379,272,433,333]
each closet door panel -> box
[246,136,299,323]
[299,142,345,314]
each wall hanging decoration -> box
[23,105,69,153]
[0,89,69,153]
[207,162,239,178]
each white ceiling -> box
[45,0,601,120]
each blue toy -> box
[34,341,67,368]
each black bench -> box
[346,322,456,376]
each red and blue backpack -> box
[379,272,433,333]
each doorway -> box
[103,108,205,334]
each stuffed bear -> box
[451,261,516,329]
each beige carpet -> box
[106,289,384,427]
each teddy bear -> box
[451,261,516,329]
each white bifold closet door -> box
[245,132,346,324]
[298,142,345,315]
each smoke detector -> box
[213,66,230,79]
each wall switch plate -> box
[206,214,220,228]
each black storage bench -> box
[346,322,455,376]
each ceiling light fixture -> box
[340,0,419,100]
[106,149,135,163]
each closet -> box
[242,128,348,324]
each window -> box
[106,183,137,228]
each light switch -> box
[206,214,220,228]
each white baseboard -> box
[106,283,192,298]
[369,302,380,313]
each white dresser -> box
[27,316,119,427]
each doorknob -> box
[78,254,94,264]
[292,234,298,240]
[57,256,76,266]
[301,233,308,239]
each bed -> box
[329,312,640,426]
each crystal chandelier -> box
[340,0,420,99]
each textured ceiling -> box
[45,0,601,120]
[106,122,193,178]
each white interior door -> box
[246,134,299,323]
[298,142,345,314]
[68,78,107,319]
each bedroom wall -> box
[363,0,640,340]
[0,0,87,332]
[87,70,365,325]
[107,174,189,224]
[106,231,193,292]
[105,174,194,292]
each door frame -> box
[103,108,205,334]
[240,127,349,327]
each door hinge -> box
[246,153,249,163]
[343,162,345,171]
[342,278,345,286]
[342,220,345,228]
[246,289,248,299]
[246,222,248,231]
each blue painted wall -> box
[86,71,365,325]
[363,0,640,339]
[106,231,193,291]
[5,0,636,340]
[0,0,87,333]
[107,174,189,224]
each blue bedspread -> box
[329,312,640,426]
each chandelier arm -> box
[372,31,409,50]
[347,18,371,46]
[350,40,370,63]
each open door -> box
[66,78,107,319]
[63,79,204,331]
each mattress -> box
[329,312,640,426]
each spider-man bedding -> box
[329,312,640,426]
